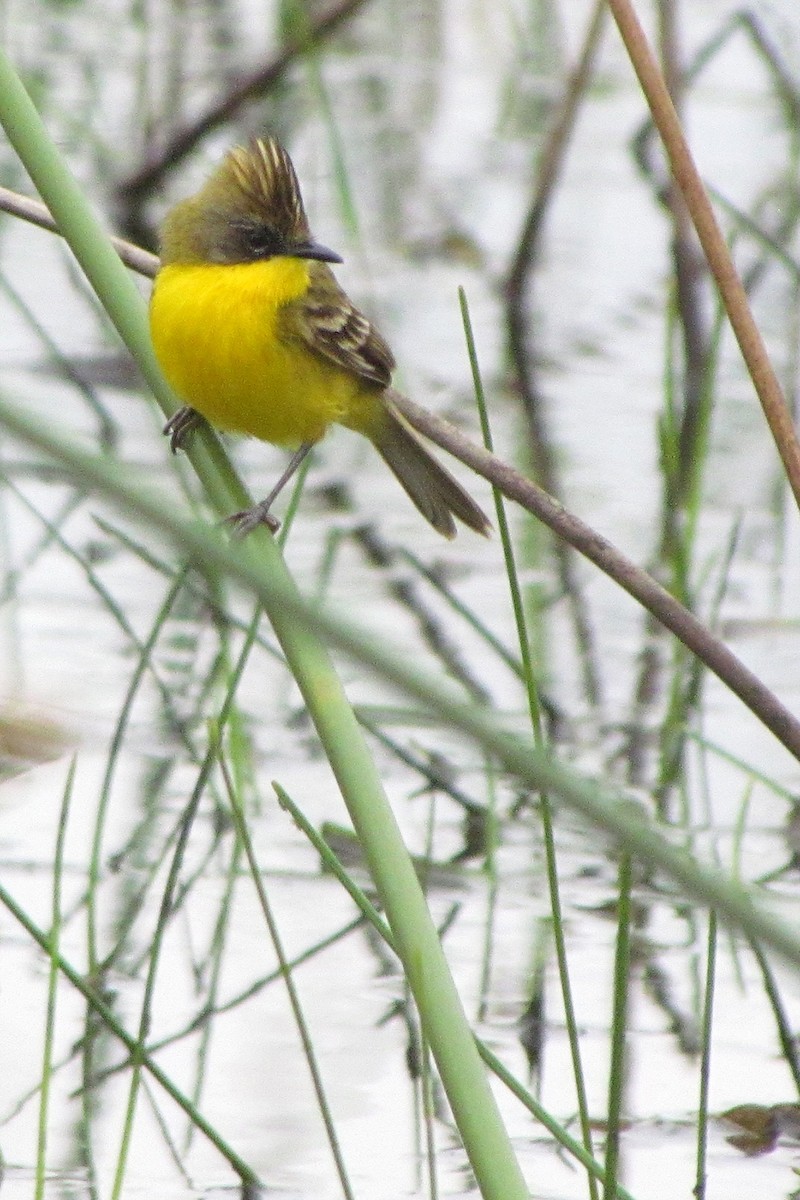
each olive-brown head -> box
[158,138,343,268]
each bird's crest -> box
[225,139,310,241]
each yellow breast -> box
[149,259,360,446]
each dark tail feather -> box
[371,404,491,539]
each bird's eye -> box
[241,223,284,259]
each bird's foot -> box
[224,501,281,539]
[164,406,203,453]
[223,444,313,539]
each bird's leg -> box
[226,443,313,538]
[164,406,204,453]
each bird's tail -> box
[370,399,491,539]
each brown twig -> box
[4,180,800,763]
[0,185,157,276]
[115,0,371,205]
[391,389,800,764]
[606,0,800,514]
[625,4,800,794]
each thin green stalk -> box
[694,911,717,1200]
[604,854,633,1200]
[748,935,800,1096]
[279,784,641,1200]
[88,569,188,976]
[88,917,365,1085]
[419,795,440,1200]
[421,1033,439,1200]
[108,610,255,1200]
[0,880,261,1186]
[183,816,244,1146]
[679,307,724,563]
[109,605,258,1192]
[220,742,356,1200]
[655,519,742,813]
[478,1045,636,1200]
[274,784,393,936]
[686,733,795,800]
[460,285,598,1199]
[35,756,76,1200]
[476,753,500,1024]
[139,1076,193,1188]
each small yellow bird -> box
[149,138,490,539]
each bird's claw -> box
[224,503,281,539]
[163,406,203,453]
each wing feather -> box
[280,264,395,389]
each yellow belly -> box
[149,259,365,446]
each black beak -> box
[292,238,343,264]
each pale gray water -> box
[1,3,800,1198]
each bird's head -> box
[158,138,343,267]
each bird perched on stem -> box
[149,137,491,539]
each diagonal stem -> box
[606,0,800,513]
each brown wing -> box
[281,263,395,389]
